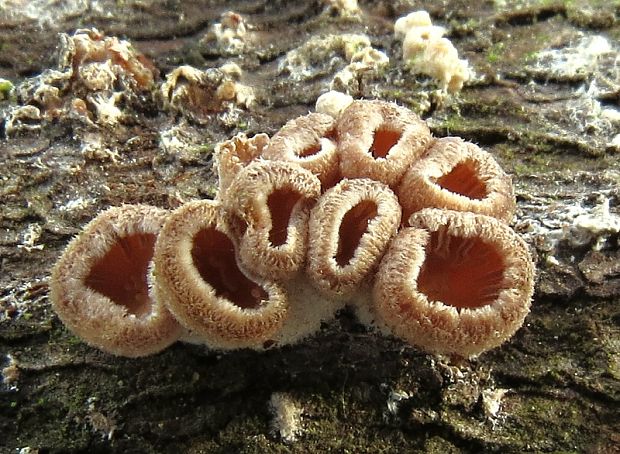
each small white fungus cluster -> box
[394,11,470,92]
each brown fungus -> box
[153,200,287,349]
[49,205,181,357]
[223,161,321,281]
[50,99,533,357]
[213,132,270,195]
[337,100,433,188]
[263,113,340,188]
[307,178,401,298]
[398,137,516,222]
[373,208,534,358]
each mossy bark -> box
[1,1,619,452]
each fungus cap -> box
[263,113,340,188]
[394,10,433,39]
[153,200,288,350]
[223,160,321,281]
[398,137,516,222]
[214,132,270,195]
[315,90,354,119]
[49,205,181,357]
[373,208,534,357]
[307,178,401,298]
[402,25,447,60]
[337,100,433,188]
[420,38,470,93]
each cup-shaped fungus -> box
[307,178,401,298]
[213,132,270,195]
[373,208,534,357]
[262,113,340,188]
[398,137,516,222]
[152,200,288,349]
[223,161,321,281]
[337,100,433,188]
[49,205,181,357]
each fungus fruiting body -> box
[394,10,471,92]
[398,137,516,222]
[307,178,401,298]
[373,209,534,357]
[223,160,322,280]
[51,99,534,358]
[50,205,181,357]
[214,132,270,194]
[153,200,288,350]
[337,100,433,188]
[263,113,340,188]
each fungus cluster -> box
[6,28,157,134]
[50,100,534,358]
[394,11,471,92]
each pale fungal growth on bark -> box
[398,137,516,223]
[68,28,157,90]
[394,10,434,39]
[6,28,157,134]
[1,354,20,388]
[49,205,182,357]
[337,100,433,188]
[279,33,372,82]
[307,178,401,298]
[263,113,340,188]
[330,46,390,93]
[213,132,270,194]
[160,65,255,123]
[203,11,248,54]
[153,200,288,350]
[269,392,303,443]
[373,208,534,358]
[395,10,471,92]
[322,0,361,17]
[315,90,354,119]
[223,161,322,280]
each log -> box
[1,1,618,452]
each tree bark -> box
[1,1,619,452]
